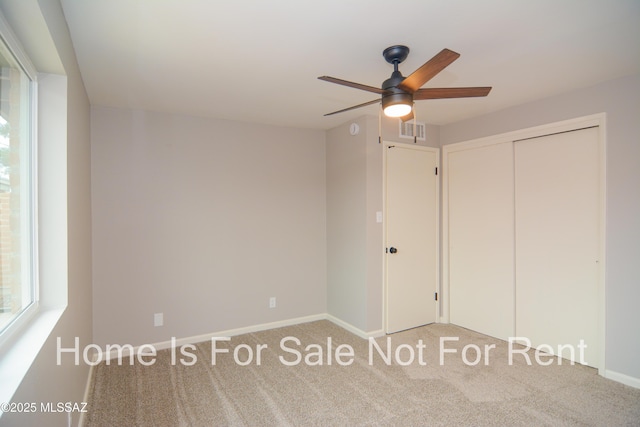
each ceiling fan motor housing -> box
[382,71,413,111]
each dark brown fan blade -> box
[398,48,460,93]
[323,99,380,116]
[400,111,414,122]
[318,76,387,94]
[413,87,492,100]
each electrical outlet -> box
[269,297,276,308]
[154,312,163,327]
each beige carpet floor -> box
[85,320,640,426]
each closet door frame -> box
[442,113,606,374]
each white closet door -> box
[448,142,515,340]
[515,127,600,366]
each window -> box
[0,17,36,337]
[0,6,69,408]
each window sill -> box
[0,306,65,413]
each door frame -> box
[442,113,606,374]
[383,141,440,334]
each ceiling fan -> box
[319,45,491,121]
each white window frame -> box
[0,4,39,345]
[0,8,69,409]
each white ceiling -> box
[59,0,640,130]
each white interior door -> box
[447,142,515,340]
[385,144,438,334]
[514,127,600,366]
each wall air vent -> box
[399,120,426,141]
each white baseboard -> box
[153,313,328,353]
[98,313,327,362]
[325,314,385,339]
[95,313,387,363]
[604,369,640,389]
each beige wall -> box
[93,106,439,343]
[91,106,327,346]
[326,118,368,331]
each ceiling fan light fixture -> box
[383,103,412,118]
[382,93,413,118]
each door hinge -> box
[435,167,438,175]
[434,292,438,301]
